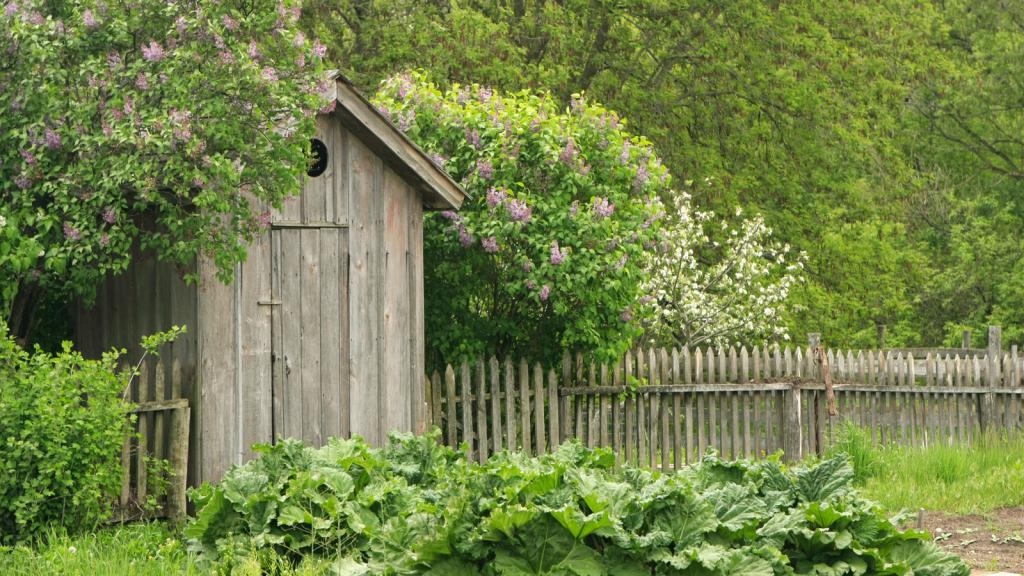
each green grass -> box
[827,424,1024,514]
[0,522,193,576]
[0,522,333,575]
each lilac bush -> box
[375,72,666,363]
[0,0,326,338]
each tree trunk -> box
[7,281,43,347]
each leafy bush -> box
[373,73,666,363]
[187,433,968,575]
[0,323,132,543]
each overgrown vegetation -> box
[186,432,969,575]
[301,0,1024,350]
[0,322,131,543]
[828,424,1024,515]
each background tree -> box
[642,187,804,349]
[302,0,963,348]
[1,0,327,345]
[374,72,665,365]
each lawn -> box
[827,425,1024,514]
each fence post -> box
[165,405,190,523]
[783,382,802,462]
[877,324,887,349]
[982,326,1001,433]
[962,330,971,350]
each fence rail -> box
[426,328,1024,467]
[114,357,190,522]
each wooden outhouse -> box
[76,76,466,484]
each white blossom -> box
[639,194,805,349]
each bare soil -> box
[917,507,1024,573]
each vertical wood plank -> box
[519,358,532,456]
[491,357,502,454]
[548,369,560,451]
[476,358,488,463]
[505,359,517,451]
[445,366,457,447]
[461,361,474,460]
[534,363,546,454]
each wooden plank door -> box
[270,226,350,446]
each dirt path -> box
[917,507,1024,572]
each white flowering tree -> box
[641,191,804,349]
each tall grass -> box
[827,423,1024,514]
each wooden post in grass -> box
[962,330,971,350]
[982,326,1002,434]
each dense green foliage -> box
[374,73,666,363]
[187,433,968,575]
[0,0,326,342]
[301,0,1024,349]
[0,322,131,543]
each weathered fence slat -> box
[430,329,1022,466]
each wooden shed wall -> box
[194,114,428,483]
[75,250,199,484]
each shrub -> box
[0,322,131,543]
[188,433,969,575]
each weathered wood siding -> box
[78,110,433,485]
[75,248,199,484]
[194,114,428,483]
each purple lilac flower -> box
[214,34,226,49]
[219,51,235,65]
[506,199,531,223]
[19,149,36,165]
[123,97,133,116]
[457,225,474,247]
[529,118,540,132]
[14,175,30,189]
[376,104,391,120]
[25,10,42,24]
[102,207,117,224]
[539,285,550,301]
[440,210,461,222]
[312,40,326,59]
[522,260,533,272]
[456,87,470,105]
[99,233,110,247]
[397,110,415,132]
[257,210,272,228]
[4,1,18,18]
[591,197,614,218]
[579,164,591,176]
[262,67,278,82]
[248,40,260,59]
[559,138,576,164]
[526,279,536,290]
[293,31,305,48]
[222,14,238,30]
[570,95,582,112]
[63,222,81,241]
[141,41,165,62]
[192,177,205,189]
[619,141,631,165]
[175,16,187,34]
[428,152,446,167]
[620,308,633,322]
[101,121,112,137]
[82,8,97,27]
[476,159,493,180]
[135,73,149,90]
[481,236,498,253]
[485,186,506,208]
[295,53,305,68]
[550,241,565,265]
[107,51,121,69]
[633,163,649,190]
[465,128,481,149]
[320,99,337,114]
[478,86,492,102]
[639,294,655,305]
